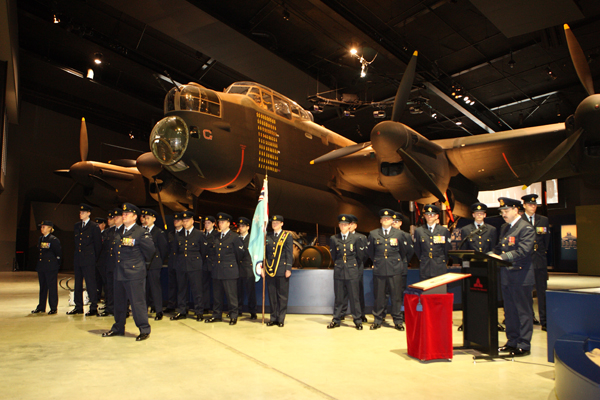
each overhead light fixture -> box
[93,53,103,65]
[350,48,358,55]
[350,48,377,78]
[313,105,323,113]
[373,110,386,118]
[455,121,463,126]
[343,110,355,117]
[431,112,437,119]
[546,66,557,80]
[282,9,290,21]
[508,50,515,69]
[86,69,94,79]
[53,14,60,24]
[129,132,135,139]
[470,100,475,105]
[463,96,469,102]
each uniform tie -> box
[342,234,347,241]
[429,226,434,233]
[185,230,189,237]
[220,233,224,239]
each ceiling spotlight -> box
[343,110,355,117]
[508,50,515,69]
[431,112,437,119]
[463,96,469,102]
[360,65,367,78]
[86,69,94,79]
[546,66,557,80]
[282,9,290,21]
[53,14,60,24]
[129,132,135,139]
[313,105,324,113]
[455,121,463,126]
[350,48,377,79]
[373,110,386,118]
[93,52,103,65]
[470,100,475,105]
[350,48,358,55]
[455,94,462,99]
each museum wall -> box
[0,121,20,271]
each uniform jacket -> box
[351,231,368,274]
[177,228,207,272]
[329,233,365,280]
[460,223,498,253]
[106,226,121,273]
[400,230,415,270]
[366,227,409,277]
[524,213,550,270]
[212,230,244,280]
[97,227,115,269]
[494,217,535,286]
[414,224,451,278]
[239,234,254,278]
[167,228,183,268]
[147,225,169,270]
[113,224,155,281]
[203,229,220,272]
[37,234,62,271]
[265,230,293,277]
[73,219,102,266]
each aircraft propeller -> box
[521,24,595,188]
[136,152,168,230]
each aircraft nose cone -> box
[370,120,410,158]
[69,161,95,186]
[136,152,163,179]
[150,116,190,165]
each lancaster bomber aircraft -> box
[136,24,598,230]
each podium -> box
[449,250,512,357]
[405,273,471,361]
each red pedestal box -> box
[405,293,454,361]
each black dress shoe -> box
[533,316,540,325]
[458,324,463,331]
[266,321,278,326]
[196,314,203,321]
[85,310,98,316]
[327,322,341,329]
[250,313,257,320]
[361,316,368,323]
[97,311,110,317]
[204,318,222,323]
[136,333,150,341]
[497,323,506,332]
[66,308,83,315]
[229,319,237,325]
[48,310,57,315]
[394,323,405,331]
[541,325,547,331]
[155,313,163,321]
[355,324,363,330]
[149,307,156,313]
[511,348,530,356]
[31,309,44,314]
[370,323,381,330]
[170,313,187,320]
[498,345,516,352]
[102,330,123,337]
[278,322,284,327]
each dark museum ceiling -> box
[15,0,600,146]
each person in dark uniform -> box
[68,203,102,316]
[97,212,115,314]
[99,208,122,317]
[349,215,368,322]
[142,209,169,321]
[493,197,535,356]
[328,214,365,330]
[413,204,451,281]
[32,221,62,315]
[392,211,414,323]
[460,203,498,253]
[94,217,107,304]
[205,213,244,325]
[102,203,155,341]
[171,210,206,321]
[263,215,293,327]
[366,209,410,331]
[202,216,219,315]
[237,217,257,320]
[164,212,184,314]
[521,194,550,331]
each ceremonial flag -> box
[249,177,268,282]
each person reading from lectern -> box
[262,215,293,327]
[327,214,365,330]
[492,197,535,357]
[460,202,497,253]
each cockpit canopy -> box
[164,83,221,117]
[225,82,314,122]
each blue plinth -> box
[554,335,600,400]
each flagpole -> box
[262,172,268,325]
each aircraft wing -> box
[438,123,572,190]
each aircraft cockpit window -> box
[227,86,250,95]
[261,91,274,112]
[202,89,221,117]
[180,86,200,111]
[165,87,177,113]
[248,87,261,103]
[273,95,292,119]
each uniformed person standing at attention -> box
[164,212,183,314]
[68,203,102,316]
[142,209,169,321]
[493,197,535,356]
[460,203,497,253]
[521,194,550,331]
[205,213,244,325]
[413,204,451,281]
[94,217,107,305]
[102,203,155,341]
[392,211,414,322]
[328,214,365,330]
[202,216,219,315]
[349,215,368,322]
[171,211,207,321]
[237,217,257,320]
[367,209,409,331]
[101,209,122,317]
[32,221,62,315]
[97,212,114,316]
[263,215,293,327]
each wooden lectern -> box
[449,250,512,358]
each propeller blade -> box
[564,24,595,96]
[80,117,88,162]
[53,169,71,178]
[54,182,78,210]
[310,142,372,164]
[391,51,418,122]
[522,127,584,188]
[397,148,446,203]
[154,180,168,230]
[89,174,118,192]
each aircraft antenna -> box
[163,70,180,92]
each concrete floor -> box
[2,272,599,400]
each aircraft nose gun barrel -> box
[150,116,189,165]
